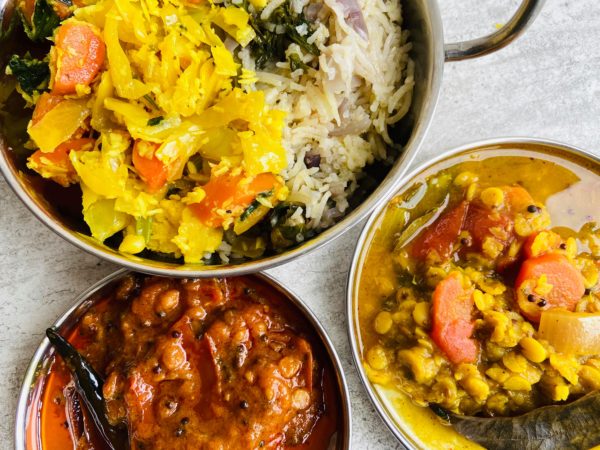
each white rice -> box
[245,0,414,231]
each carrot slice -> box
[28,137,95,187]
[516,252,585,323]
[430,272,478,364]
[410,201,468,261]
[52,20,106,95]
[32,92,64,125]
[132,140,168,193]
[504,185,535,213]
[191,171,280,228]
[51,0,72,19]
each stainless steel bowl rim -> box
[0,0,544,277]
[346,136,600,449]
[15,269,352,450]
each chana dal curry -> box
[356,149,600,449]
[35,275,340,449]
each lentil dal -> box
[355,149,600,447]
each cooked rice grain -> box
[250,0,413,229]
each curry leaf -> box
[248,1,319,69]
[431,392,600,450]
[21,0,61,41]
[6,54,50,95]
[289,53,309,72]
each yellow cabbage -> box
[198,127,241,161]
[172,207,223,262]
[73,0,113,29]
[113,0,154,45]
[91,72,115,132]
[26,0,290,263]
[211,6,256,47]
[248,0,267,8]
[28,98,90,152]
[104,8,151,99]
[105,98,187,142]
[171,60,202,117]
[211,46,239,76]
[70,133,130,198]
[83,198,129,241]
[239,110,287,175]
[114,190,161,217]
[193,89,264,129]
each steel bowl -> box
[15,269,352,449]
[347,137,600,449]
[0,0,545,276]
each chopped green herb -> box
[6,54,50,95]
[240,190,273,222]
[21,0,61,41]
[288,53,309,72]
[268,202,315,250]
[143,94,159,110]
[381,295,398,312]
[257,189,273,200]
[240,200,261,222]
[147,115,164,126]
[248,1,320,69]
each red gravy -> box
[33,275,341,450]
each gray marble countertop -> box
[1,1,599,449]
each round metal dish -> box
[15,269,352,449]
[346,137,600,449]
[0,0,544,276]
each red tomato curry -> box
[31,275,341,449]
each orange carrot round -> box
[52,21,106,95]
[430,272,478,364]
[132,140,168,193]
[191,172,279,227]
[504,185,535,213]
[29,138,95,186]
[516,252,585,323]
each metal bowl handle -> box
[444,0,545,62]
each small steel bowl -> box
[0,0,543,277]
[347,137,600,449]
[15,269,352,449]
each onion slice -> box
[538,308,600,355]
[335,0,368,40]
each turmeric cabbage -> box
[19,0,294,263]
[28,98,90,152]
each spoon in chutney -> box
[45,327,129,450]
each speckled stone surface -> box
[1,1,599,449]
